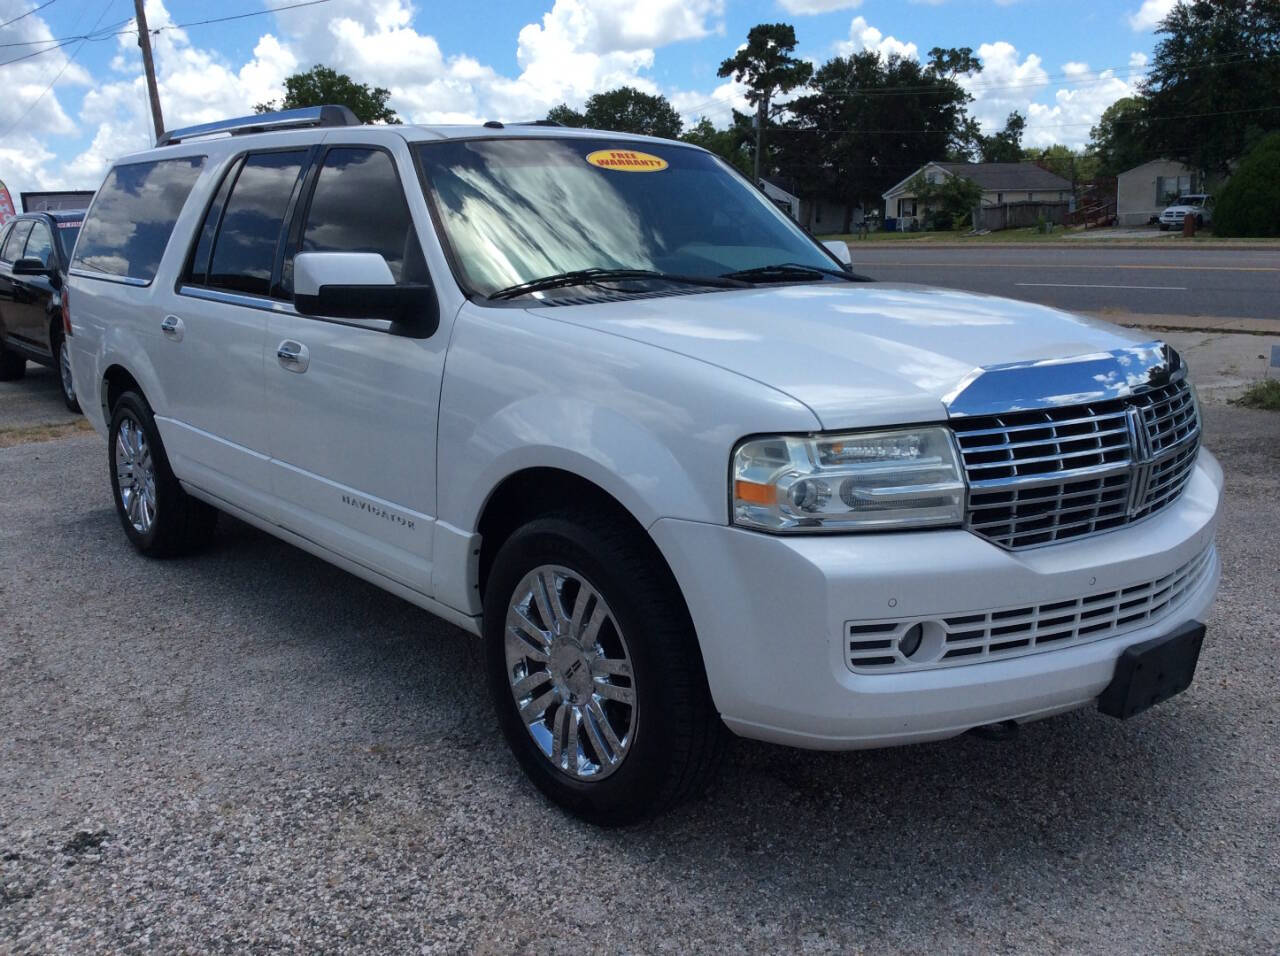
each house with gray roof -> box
[882,161,1073,229]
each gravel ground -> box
[1,395,1277,952]
[0,364,81,430]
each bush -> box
[1213,132,1280,237]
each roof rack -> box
[156,105,361,147]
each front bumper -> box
[651,449,1223,750]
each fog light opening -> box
[899,623,924,659]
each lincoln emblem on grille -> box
[1125,405,1155,516]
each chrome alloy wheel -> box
[115,417,157,534]
[58,339,75,403]
[505,565,637,781]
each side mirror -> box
[13,257,53,277]
[822,240,853,271]
[293,252,438,339]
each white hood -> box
[533,283,1151,429]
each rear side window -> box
[298,147,423,283]
[2,221,32,263]
[23,222,55,269]
[205,150,307,297]
[72,157,205,283]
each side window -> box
[185,157,243,287]
[23,222,55,268]
[296,147,426,287]
[205,150,307,297]
[2,221,33,263]
[72,156,205,283]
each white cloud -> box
[0,5,93,139]
[1022,63,1136,149]
[778,0,863,14]
[961,41,1049,130]
[1129,0,1179,31]
[836,16,918,61]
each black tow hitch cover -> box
[1098,620,1205,720]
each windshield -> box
[415,137,836,298]
[1175,196,1205,207]
[56,221,82,259]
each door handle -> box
[276,339,309,373]
[160,315,184,341]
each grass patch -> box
[1231,379,1280,410]
[0,419,94,448]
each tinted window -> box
[299,148,422,283]
[72,157,205,282]
[186,157,242,286]
[207,150,306,297]
[2,221,32,263]
[23,222,54,268]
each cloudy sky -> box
[1,0,1179,201]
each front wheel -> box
[108,391,217,557]
[484,510,724,825]
[54,334,80,413]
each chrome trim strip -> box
[945,342,1182,418]
[68,269,150,287]
[178,284,298,314]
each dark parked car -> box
[0,209,84,411]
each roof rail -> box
[156,105,361,147]
[511,119,563,127]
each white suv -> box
[66,107,1222,824]
[1159,194,1214,230]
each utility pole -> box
[133,0,165,143]
[753,95,766,184]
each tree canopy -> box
[1212,131,1280,236]
[254,65,400,124]
[1140,0,1280,177]
[1088,97,1150,177]
[775,48,979,223]
[978,112,1026,163]
[548,87,684,138]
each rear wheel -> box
[484,510,724,825]
[108,391,217,557]
[54,334,80,413]
[0,339,25,380]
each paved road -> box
[1,390,1278,950]
[849,245,1280,320]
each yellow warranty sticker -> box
[586,149,669,172]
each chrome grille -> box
[845,544,1215,673]
[952,379,1200,550]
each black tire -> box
[108,391,217,557]
[484,510,724,826]
[1196,214,1204,228]
[53,333,81,413]
[0,339,25,380]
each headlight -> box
[732,427,966,532]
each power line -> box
[0,0,114,140]
[0,0,334,64]
[0,0,59,30]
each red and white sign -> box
[0,180,15,227]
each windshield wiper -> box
[720,262,872,284]
[488,268,747,301]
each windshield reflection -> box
[417,137,833,299]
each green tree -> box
[978,112,1026,163]
[927,46,983,79]
[717,23,813,181]
[546,103,585,127]
[681,116,752,175]
[778,50,979,230]
[1088,96,1151,176]
[1141,0,1280,177]
[545,88,683,137]
[1212,131,1280,236]
[254,65,400,124]
[1025,144,1100,188]
[904,170,984,230]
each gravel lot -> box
[1,378,1277,952]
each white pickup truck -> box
[66,107,1221,824]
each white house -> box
[1115,159,1199,226]
[882,162,1073,227]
